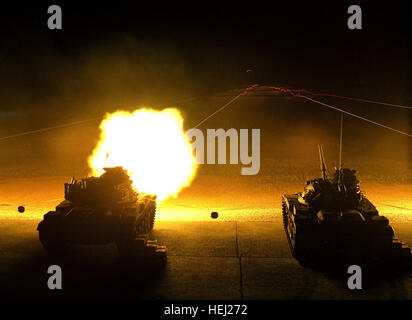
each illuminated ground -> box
[1,219,412,299]
[0,177,411,299]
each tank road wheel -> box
[282,200,296,257]
[37,214,67,257]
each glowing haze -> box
[88,108,198,201]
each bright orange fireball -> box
[88,108,198,201]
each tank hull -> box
[37,197,156,256]
[282,194,412,269]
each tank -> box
[37,166,158,258]
[282,145,412,269]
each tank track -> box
[282,199,296,257]
[119,201,165,263]
[136,201,156,234]
[135,235,167,263]
[149,201,156,230]
[389,238,412,270]
[281,198,412,270]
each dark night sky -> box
[1,2,411,113]
[0,1,410,178]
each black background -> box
[1,1,411,114]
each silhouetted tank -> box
[282,146,412,269]
[37,167,157,257]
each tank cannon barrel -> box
[318,145,327,181]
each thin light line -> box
[296,90,412,110]
[192,85,259,129]
[296,94,412,138]
[0,118,101,141]
[193,94,243,129]
[0,88,241,142]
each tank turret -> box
[64,166,139,207]
[282,146,412,270]
[300,146,361,211]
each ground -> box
[1,220,412,299]
[0,176,411,300]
